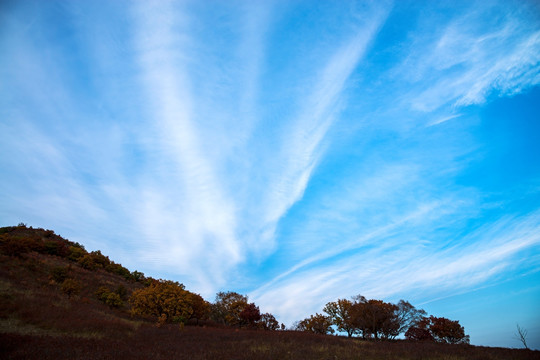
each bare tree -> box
[515,324,529,349]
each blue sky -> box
[1,0,539,349]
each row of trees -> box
[295,295,469,344]
[129,282,283,330]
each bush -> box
[78,251,111,270]
[0,234,44,256]
[67,246,86,261]
[96,286,125,308]
[44,240,69,257]
[49,267,68,283]
[61,279,81,299]
[105,263,131,279]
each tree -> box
[129,279,193,324]
[394,300,426,336]
[239,302,261,327]
[296,313,335,335]
[406,316,469,344]
[515,324,529,349]
[429,316,469,344]
[350,297,398,340]
[259,313,279,330]
[187,292,210,324]
[323,299,356,337]
[211,291,248,326]
[405,317,433,341]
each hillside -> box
[1,225,539,360]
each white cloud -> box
[252,211,540,326]
[392,2,540,113]
[258,5,391,253]
[129,1,243,292]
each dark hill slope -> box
[0,225,144,339]
[1,225,539,360]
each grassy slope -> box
[1,226,539,360]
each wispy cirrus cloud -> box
[391,1,540,113]
[253,210,540,325]
[256,3,391,252]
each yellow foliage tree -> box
[130,280,193,324]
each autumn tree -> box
[350,297,398,340]
[259,313,279,330]
[130,279,193,324]
[296,313,335,335]
[323,299,356,337]
[187,292,210,324]
[405,323,433,341]
[406,316,469,344]
[239,302,261,327]
[429,316,469,344]
[211,291,248,326]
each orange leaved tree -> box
[130,279,193,324]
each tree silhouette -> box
[515,324,529,349]
[406,316,469,344]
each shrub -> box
[61,278,81,299]
[105,262,131,279]
[67,246,86,261]
[0,234,44,256]
[44,240,69,257]
[115,285,128,301]
[78,251,111,270]
[96,286,125,308]
[130,270,145,282]
[49,266,68,283]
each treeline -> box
[129,280,283,330]
[0,224,468,344]
[294,295,469,344]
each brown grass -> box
[2,326,540,360]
